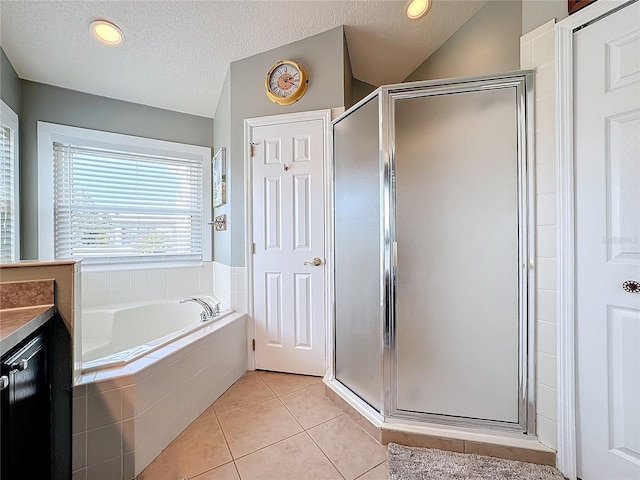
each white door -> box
[250,115,326,376]
[575,2,640,479]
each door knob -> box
[622,280,640,294]
[304,257,322,267]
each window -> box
[0,100,19,262]
[38,123,212,268]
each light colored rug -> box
[388,443,566,480]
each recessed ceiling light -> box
[90,20,124,46]
[406,0,432,20]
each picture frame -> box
[212,147,226,208]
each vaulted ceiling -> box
[0,1,487,117]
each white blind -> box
[0,121,17,262]
[53,142,203,266]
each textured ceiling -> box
[0,1,486,118]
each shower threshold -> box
[323,376,556,467]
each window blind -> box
[53,142,203,266]
[0,123,16,263]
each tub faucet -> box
[180,297,216,322]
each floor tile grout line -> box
[353,459,387,480]
[229,430,307,462]
[303,429,348,480]
[214,394,277,417]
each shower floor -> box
[139,370,388,479]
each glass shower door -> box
[333,96,383,411]
[390,77,532,429]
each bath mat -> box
[387,443,566,480]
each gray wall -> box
[219,26,346,267]
[1,47,20,115]
[212,71,232,265]
[20,80,214,259]
[351,79,377,105]
[405,1,522,82]
[522,0,566,34]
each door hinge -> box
[252,339,255,351]
[252,243,256,254]
[250,142,258,157]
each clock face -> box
[265,60,308,105]
[268,63,300,97]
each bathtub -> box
[82,296,232,372]
[74,297,247,479]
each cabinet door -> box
[1,331,50,479]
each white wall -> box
[521,19,558,450]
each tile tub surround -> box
[213,262,246,312]
[81,262,215,309]
[72,313,247,480]
[139,371,388,480]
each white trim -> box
[555,2,635,478]
[0,99,20,261]
[244,109,333,373]
[36,121,212,264]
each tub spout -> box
[180,297,216,322]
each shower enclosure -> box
[331,72,535,433]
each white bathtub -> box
[74,297,247,479]
[82,296,231,372]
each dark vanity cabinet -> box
[1,327,51,479]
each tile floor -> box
[138,370,389,480]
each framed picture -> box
[212,147,226,208]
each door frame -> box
[556,1,636,477]
[244,109,332,371]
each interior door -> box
[251,116,326,376]
[575,2,640,478]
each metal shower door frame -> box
[382,71,536,434]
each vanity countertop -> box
[0,278,57,354]
[0,305,56,354]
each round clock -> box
[265,60,309,106]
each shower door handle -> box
[304,257,322,267]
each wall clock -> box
[265,59,309,106]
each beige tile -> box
[257,370,322,396]
[381,430,465,453]
[356,461,388,480]
[308,415,387,480]
[464,441,556,466]
[235,432,342,480]
[217,398,303,458]
[324,386,382,442]
[191,462,240,480]
[195,406,216,423]
[213,372,275,415]
[138,418,231,479]
[280,384,343,429]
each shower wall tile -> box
[536,384,557,421]
[537,321,557,356]
[536,128,556,165]
[537,352,557,389]
[522,18,558,451]
[536,289,556,323]
[536,225,556,259]
[536,161,556,195]
[536,414,557,450]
